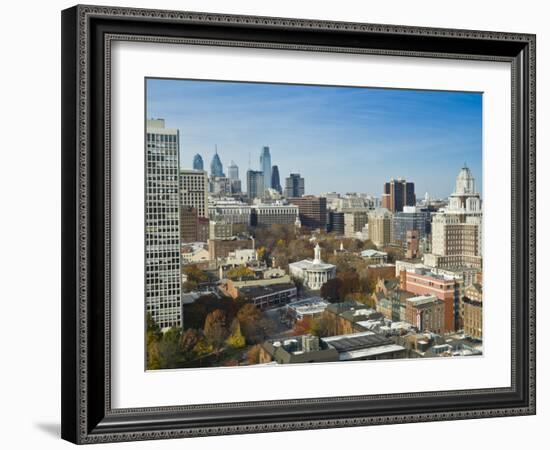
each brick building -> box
[400,268,463,332]
[208,237,255,261]
[405,295,445,334]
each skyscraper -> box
[246,170,264,200]
[145,119,181,330]
[210,148,224,177]
[228,160,239,181]
[228,160,241,193]
[192,153,204,171]
[260,146,272,189]
[392,206,431,246]
[424,165,483,269]
[180,169,209,218]
[284,173,305,198]
[381,178,416,212]
[271,165,282,194]
[368,208,393,247]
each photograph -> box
[144,78,484,370]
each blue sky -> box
[146,78,482,199]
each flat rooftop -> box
[239,282,296,298]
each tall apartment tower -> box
[381,178,416,212]
[284,173,305,198]
[192,153,204,171]
[246,170,264,200]
[368,208,393,248]
[145,119,182,330]
[180,169,209,218]
[271,165,282,194]
[260,146,272,189]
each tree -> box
[226,265,255,281]
[183,264,208,285]
[153,326,183,369]
[226,318,246,348]
[146,313,162,346]
[381,246,404,263]
[337,271,361,298]
[256,246,267,262]
[193,337,214,356]
[179,328,200,355]
[237,303,262,343]
[203,309,229,352]
[146,340,164,370]
[236,303,275,344]
[292,317,313,336]
[345,291,372,306]
[321,278,343,302]
[246,344,262,365]
[310,315,336,338]
[184,294,240,330]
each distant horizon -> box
[146,78,483,199]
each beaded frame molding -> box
[61,4,536,444]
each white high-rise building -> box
[180,169,208,218]
[424,165,483,270]
[146,119,182,330]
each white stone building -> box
[289,243,336,290]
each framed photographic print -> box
[61,4,536,444]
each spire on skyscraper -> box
[210,147,224,177]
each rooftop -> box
[360,249,388,258]
[238,282,296,299]
[289,259,335,271]
[233,274,291,288]
[287,297,330,315]
[407,295,439,306]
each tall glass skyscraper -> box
[247,169,264,200]
[228,160,239,181]
[228,160,241,194]
[193,153,204,171]
[259,146,271,189]
[210,149,224,177]
[271,165,282,193]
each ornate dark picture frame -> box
[61,4,536,444]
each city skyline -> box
[146,78,483,199]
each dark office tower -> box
[271,165,282,194]
[210,148,224,177]
[193,153,204,171]
[259,146,272,190]
[246,170,264,200]
[328,211,345,235]
[381,178,416,212]
[288,196,327,230]
[284,173,305,198]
